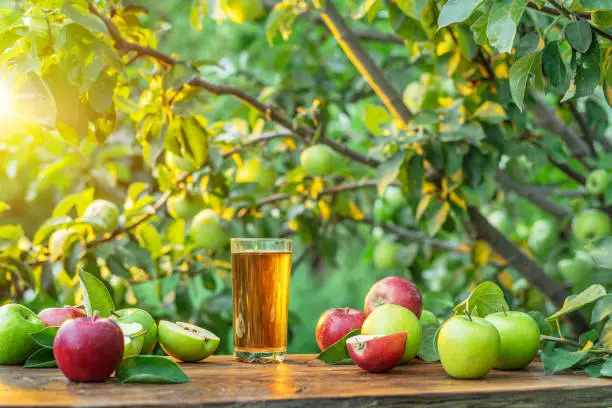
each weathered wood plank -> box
[0,355,610,407]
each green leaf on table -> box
[115,356,189,384]
[509,51,541,111]
[317,329,360,365]
[24,348,56,368]
[486,0,529,54]
[591,295,612,324]
[574,34,600,99]
[79,269,115,317]
[601,358,612,377]
[31,327,59,349]
[437,0,485,28]
[528,311,552,335]
[541,342,592,374]
[377,150,406,196]
[418,323,440,362]
[453,281,510,317]
[542,41,567,90]
[565,19,592,53]
[546,284,607,322]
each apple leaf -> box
[31,326,59,349]
[316,329,360,365]
[78,269,115,317]
[453,282,509,317]
[24,348,56,368]
[417,323,440,362]
[527,311,552,335]
[541,342,592,375]
[115,356,189,384]
[591,295,612,324]
[546,284,607,322]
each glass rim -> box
[231,238,292,253]
[230,238,292,243]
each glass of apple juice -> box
[231,238,292,363]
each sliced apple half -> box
[158,321,220,362]
[346,332,407,373]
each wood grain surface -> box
[1,355,611,407]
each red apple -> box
[39,307,86,327]
[346,332,407,373]
[53,315,124,382]
[315,307,366,351]
[364,276,423,318]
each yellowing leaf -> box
[416,195,432,221]
[310,177,324,198]
[318,200,331,221]
[427,201,450,236]
[447,50,461,76]
[349,202,364,220]
[449,191,466,210]
[361,104,391,136]
[283,138,297,151]
[494,63,509,79]
[288,219,299,231]
[472,240,491,267]
[473,101,508,123]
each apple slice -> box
[346,332,407,373]
[158,321,220,362]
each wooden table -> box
[1,355,611,407]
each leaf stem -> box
[540,335,612,355]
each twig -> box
[88,1,379,169]
[221,131,297,158]
[567,101,612,154]
[496,170,573,220]
[541,335,612,355]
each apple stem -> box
[110,311,121,318]
[92,311,99,321]
[464,309,473,322]
[501,304,507,317]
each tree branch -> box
[531,95,592,168]
[221,131,297,158]
[467,206,587,333]
[496,170,573,220]
[566,101,612,154]
[546,154,586,185]
[315,0,412,125]
[89,2,379,169]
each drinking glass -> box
[231,238,292,363]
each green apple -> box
[572,209,612,243]
[167,191,205,219]
[111,309,158,355]
[419,309,439,326]
[586,169,609,195]
[83,199,120,234]
[485,311,540,370]
[437,315,500,378]
[487,210,512,236]
[557,253,593,285]
[373,198,395,222]
[528,220,557,256]
[118,322,146,359]
[221,0,264,24]
[382,186,406,212]
[189,209,229,251]
[158,321,220,362]
[373,240,400,270]
[258,165,276,191]
[300,145,335,177]
[361,304,422,362]
[0,304,45,364]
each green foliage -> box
[0,0,610,359]
[316,329,360,365]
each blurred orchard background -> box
[0,0,611,354]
